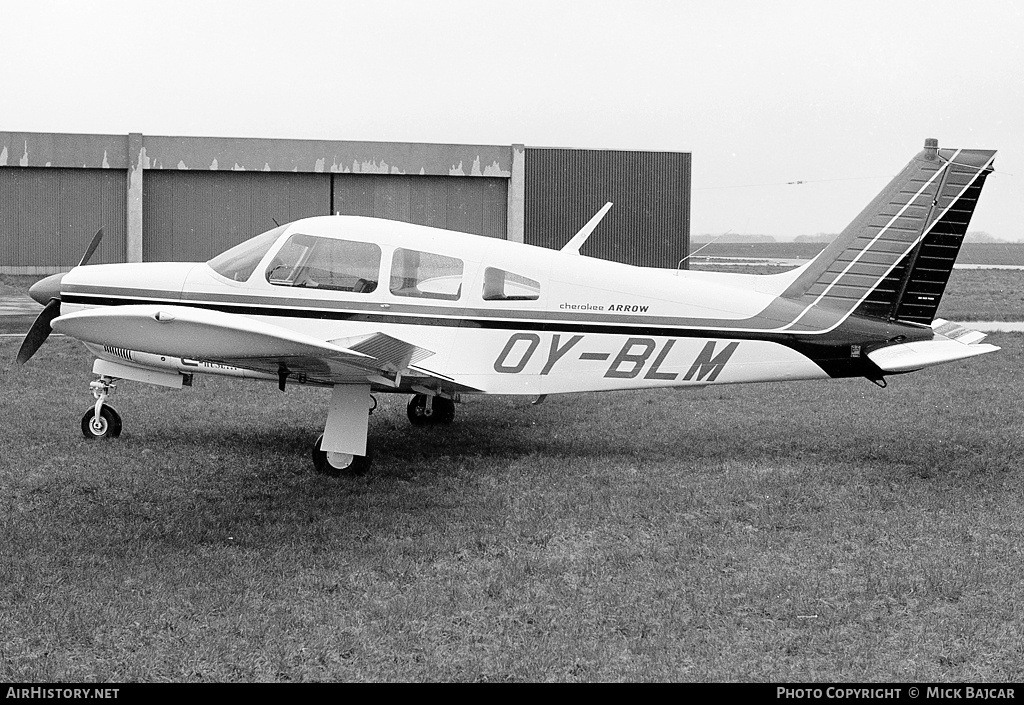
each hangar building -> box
[0,132,690,274]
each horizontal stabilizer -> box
[867,319,999,373]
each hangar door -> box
[332,174,507,239]
[0,167,126,267]
[525,148,690,268]
[143,171,330,262]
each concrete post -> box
[126,133,145,262]
[507,144,525,243]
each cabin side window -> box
[266,234,381,293]
[389,248,464,301]
[482,267,541,301]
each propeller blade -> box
[16,298,62,365]
[18,226,97,364]
[78,228,104,267]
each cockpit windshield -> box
[207,225,288,282]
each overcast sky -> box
[3,0,1021,240]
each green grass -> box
[2,337,1024,681]
[937,270,1024,321]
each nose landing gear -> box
[81,376,122,439]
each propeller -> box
[16,228,103,365]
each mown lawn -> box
[936,269,1024,321]
[2,336,1023,682]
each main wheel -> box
[407,394,432,426]
[432,397,456,424]
[407,394,456,426]
[81,406,122,439]
[312,434,372,476]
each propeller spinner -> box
[16,228,103,364]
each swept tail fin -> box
[782,139,996,326]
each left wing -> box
[51,304,459,389]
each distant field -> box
[937,270,1024,321]
[0,275,43,296]
[689,242,1024,267]
[682,268,1024,322]
[2,336,1024,681]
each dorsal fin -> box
[560,202,613,255]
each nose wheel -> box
[81,405,122,439]
[81,375,122,439]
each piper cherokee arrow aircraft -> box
[16,139,998,475]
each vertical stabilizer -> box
[783,140,995,325]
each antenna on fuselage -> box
[560,202,613,256]
[675,230,733,273]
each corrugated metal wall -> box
[333,174,507,238]
[524,149,690,268]
[0,167,126,266]
[143,171,330,261]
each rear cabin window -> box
[482,267,541,301]
[390,248,463,301]
[266,234,381,293]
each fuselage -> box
[55,215,926,395]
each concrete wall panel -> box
[332,174,507,239]
[0,167,126,269]
[143,171,329,261]
[525,148,691,268]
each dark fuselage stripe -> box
[62,292,798,341]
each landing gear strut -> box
[407,394,456,426]
[81,376,122,439]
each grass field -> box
[2,336,1023,682]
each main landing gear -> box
[407,393,456,426]
[311,384,375,477]
[81,376,122,439]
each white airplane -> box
[17,140,998,475]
